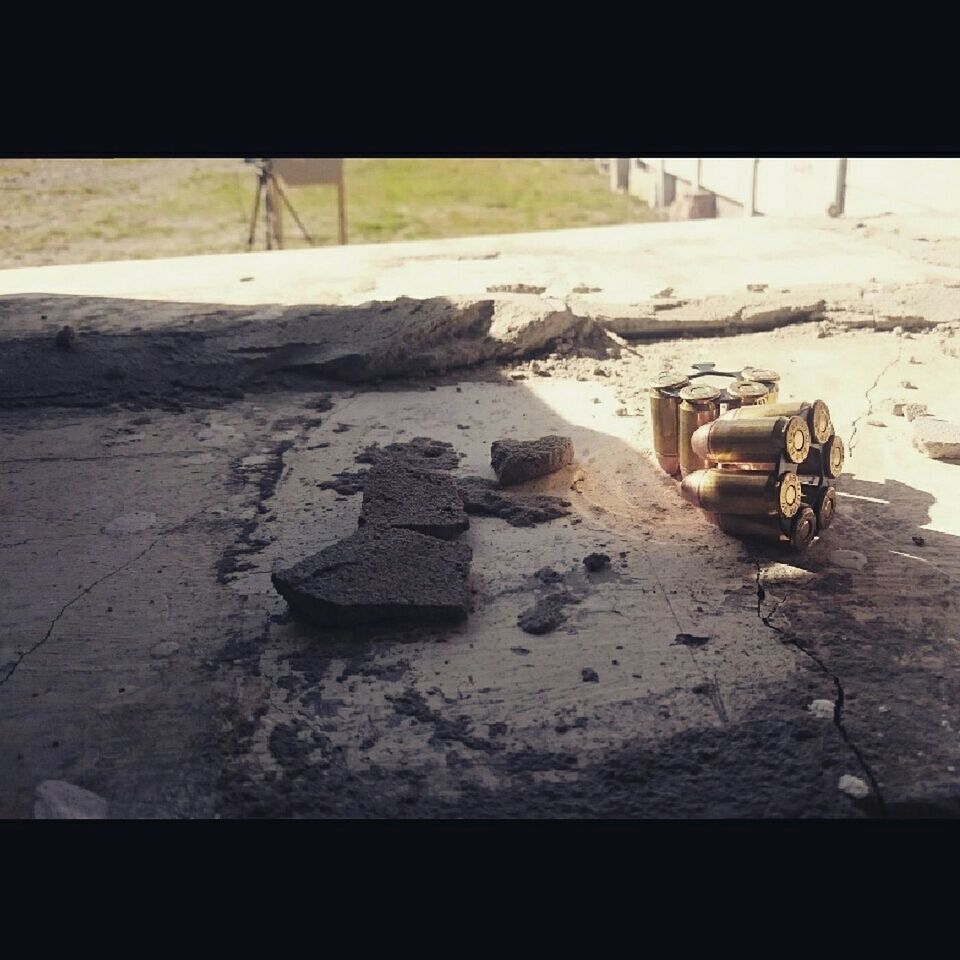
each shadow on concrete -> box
[2,292,959,818]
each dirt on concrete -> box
[456,476,572,527]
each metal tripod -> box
[246,159,314,251]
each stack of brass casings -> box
[648,363,843,552]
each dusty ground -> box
[3,217,960,818]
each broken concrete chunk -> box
[490,435,574,486]
[359,460,469,540]
[913,418,960,460]
[456,476,571,526]
[272,526,471,627]
[34,780,108,819]
[903,403,929,422]
[581,668,600,683]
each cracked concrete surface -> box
[3,217,960,817]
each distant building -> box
[602,158,960,219]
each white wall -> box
[630,158,960,218]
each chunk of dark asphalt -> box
[583,552,611,572]
[674,633,710,647]
[912,535,926,547]
[359,460,469,540]
[581,668,599,683]
[490,435,574,486]
[456,476,571,526]
[517,592,579,635]
[535,566,564,584]
[271,526,472,627]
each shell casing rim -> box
[783,415,812,464]
[789,506,818,551]
[679,384,722,404]
[778,472,802,518]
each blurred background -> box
[0,158,655,269]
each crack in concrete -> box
[0,503,221,691]
[848,346,903,455]
[754,561,886,817]
[0,536,163,689]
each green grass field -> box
[0,158,653,269]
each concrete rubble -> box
[913,418,960,460]
[490,435,574,486]
[271,526,473,627]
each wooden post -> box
[337,177,347,245]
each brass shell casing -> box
[649,371,690,476]
[717,505,817,552]
[803,485,837,531]
[678,384,721,478]
[724,380,771,410]
[798,434,845,479]
[720,399,833,444]
[691,415,811,465]
[681,469,802,519]
[739,367,780,403]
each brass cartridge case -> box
[649,371,690,476]
[803,484,837,532]
[691,415,811,465]
[739,367,780,403]
[681,469,802,519]
[724,380,771,410]
[717,505,817,552]
[720,399,833,444]
[797,434,845,479]
[678,384,721,478]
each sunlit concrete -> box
[2,214,960,311]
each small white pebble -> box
[839,774,870,799]
[809,699,835,719]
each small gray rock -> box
[34,780,108,819]
[150,641,180,658]
[832,549,868,571]
[913,418,960,460]
[518,593,578,635]
[581,668,599,683]
[838,774,870,799]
